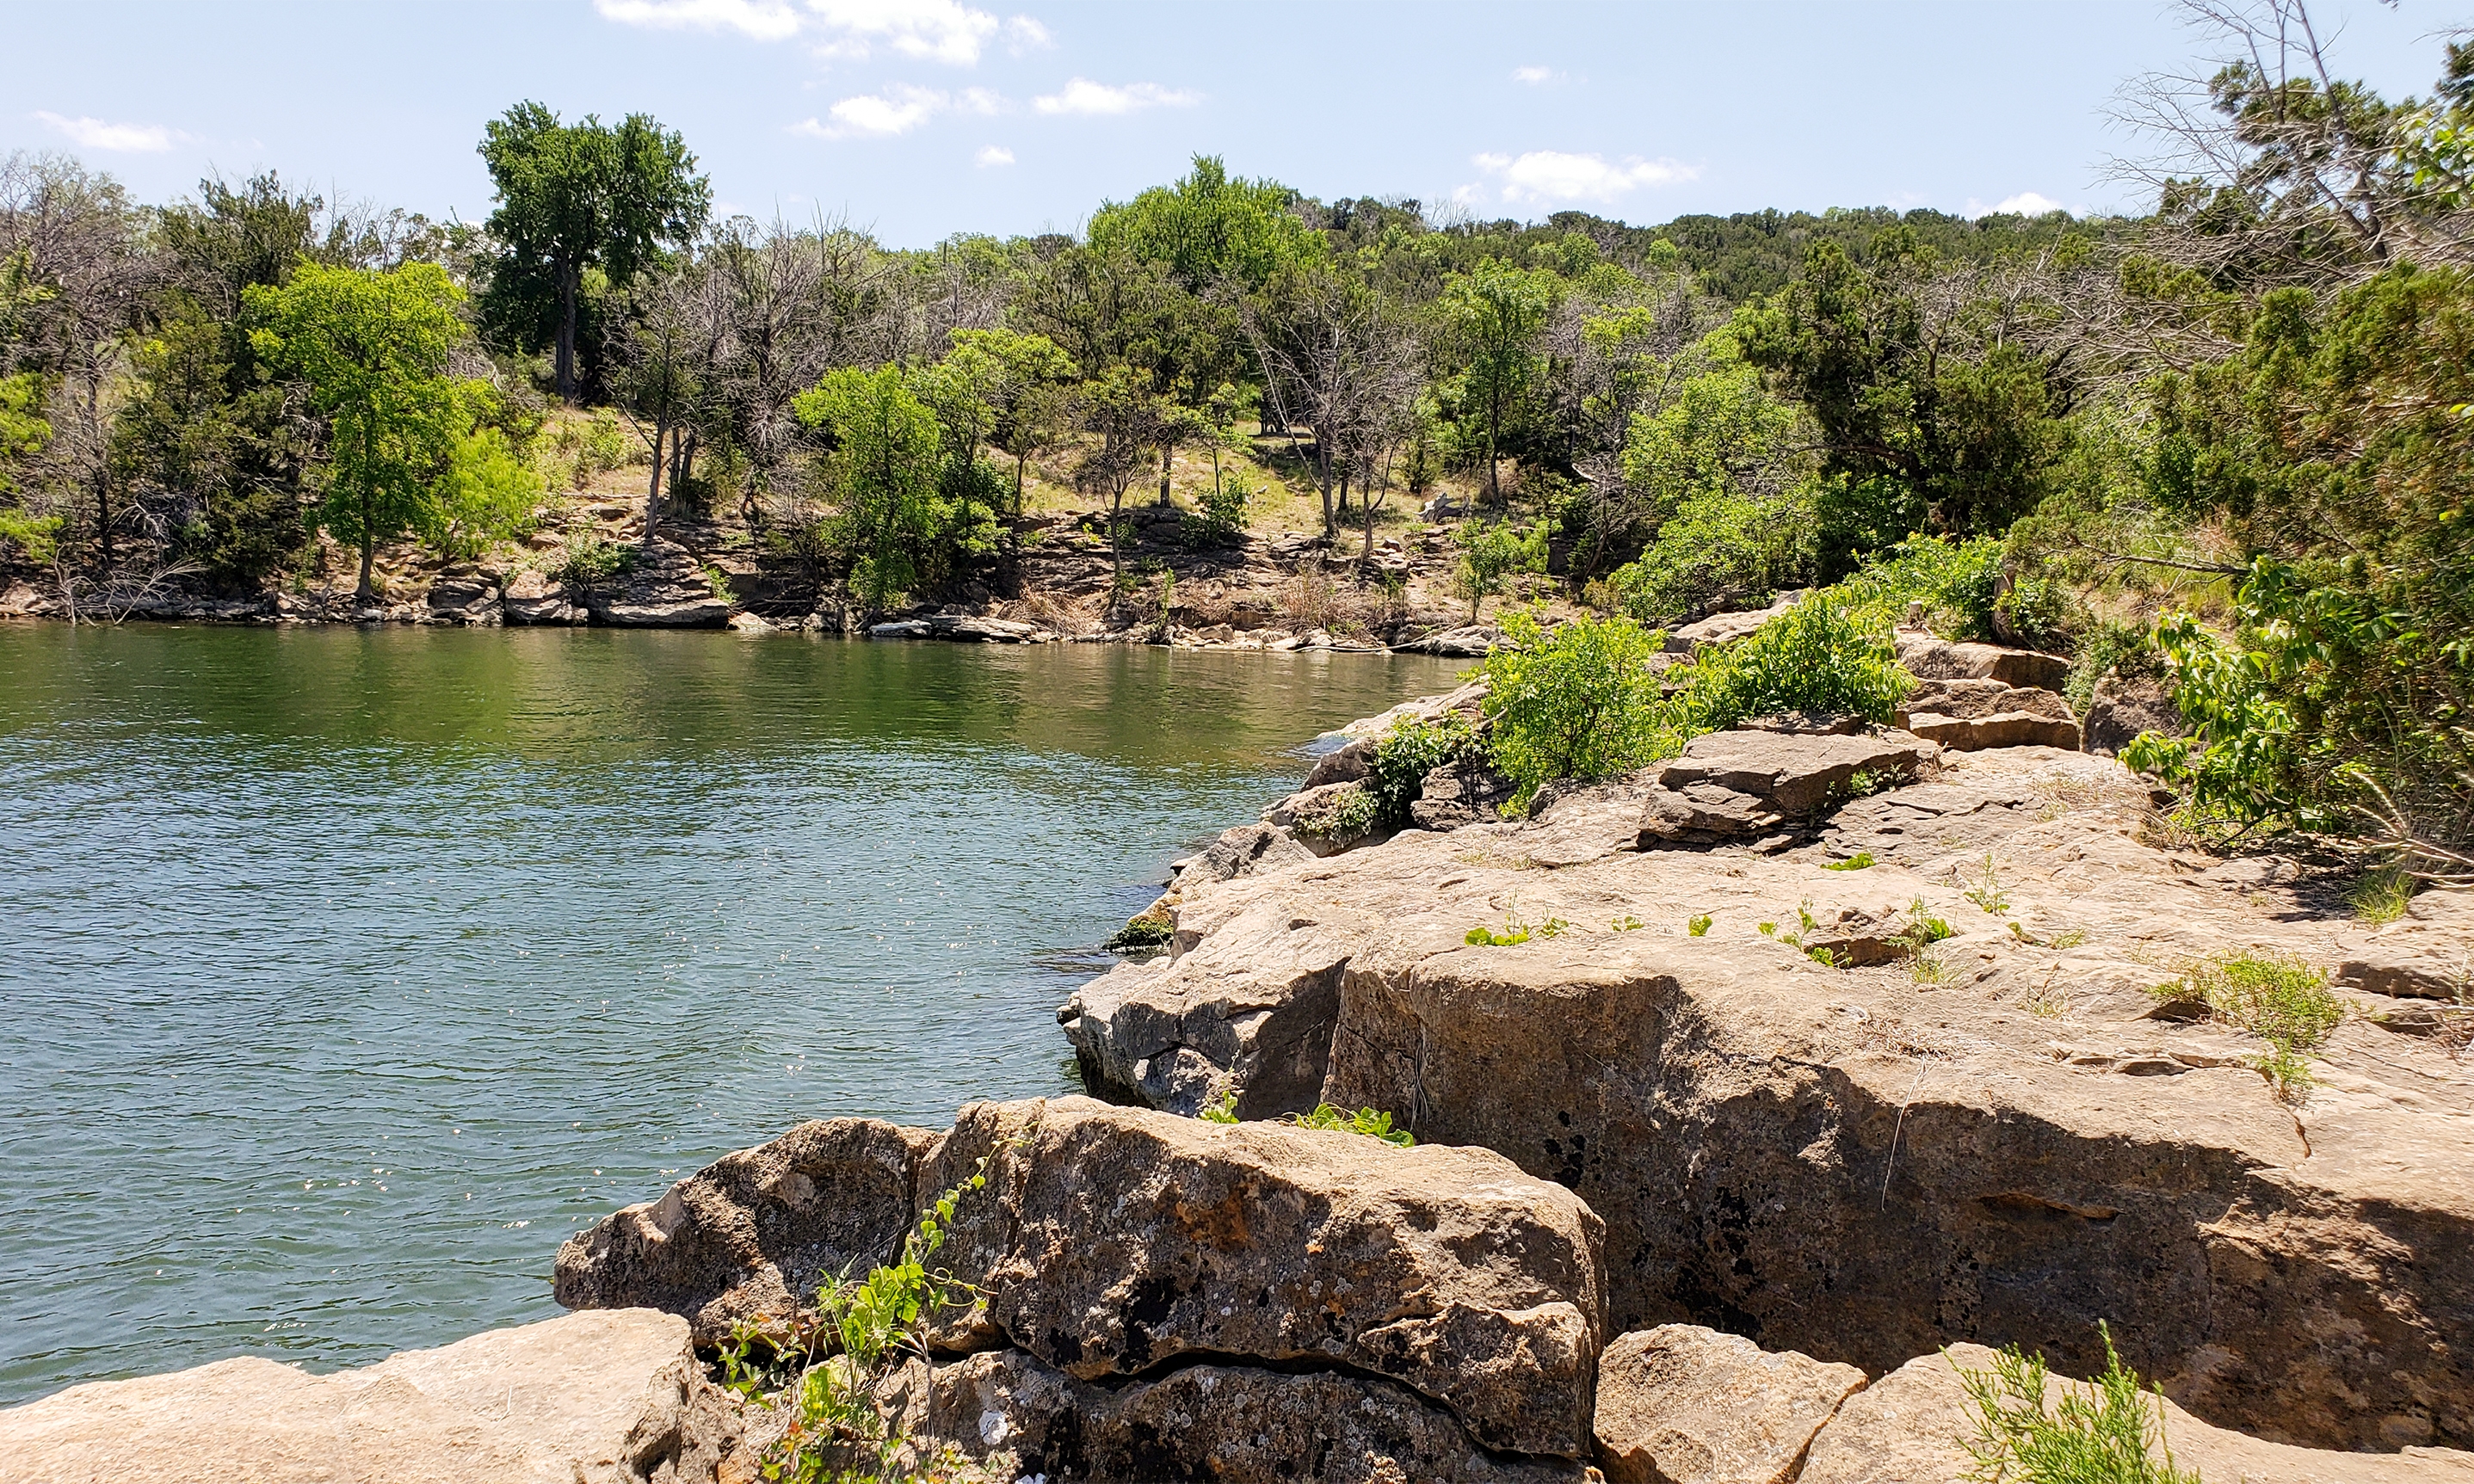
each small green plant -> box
[1363,714,1479,828]
[2050,927,2090,950]
[553,529,634,590]
[1808,945,1844,968]
[1196,1087,1240,1124]
[1612,914,1644,933]
[718,1159,996,1482]
[1286,1102,1415,1147]
[1321,782,1381,840]
[1481,608,1677,811]
[1538,916,1570,938]
[2155,950,2342,1099]
[1963,853,2012,914]
[2347,869,2415,925]
[1956,1321,2199,1484]
[1757,921,1778,937]
[1465,921,1533,947]
[1910,947,1959,986]
[1825,851,1878,871]
[1687,913,1712,937]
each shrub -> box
[1673,593,1912,732]
[2156,950,2342,1099]
[2064,619,2165,711]
[1833,533,2003,640]
[1608,483,1817,625]
[552,530,634,590]
[1957,1322,2199,1484]
[1481,609,1678,810]
[1363,714,1479,828]
[1287,1103,1415,1147]
[1452,519,1549,620]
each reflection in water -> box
[0,623,1465,1402]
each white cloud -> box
[596,0,1042,63]
[1993,190,2064,216]
[976,145,1015,167]
[1511,65,1561,85]
[804,0,998,65]
[1032,77,1200,116]
[793,82,1007,139]
[33,111,182,153]
[593,0,802,40]
[1468,150,1696,206]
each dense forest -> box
[0,3,2466,872]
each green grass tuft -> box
[1957,1321,2199,1484]
[2156,950,2342,1099]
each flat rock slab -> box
[0,1309,734,1484]
[1894,635,2070,692]
[1640,728,1939,844]
[1799,1344,2474,1484]
[1595,1325,1865,1484]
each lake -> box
[0,621,1464,1404]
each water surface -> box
[0,622,1462,1403]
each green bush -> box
[2156,949,2341,1099]
[1833,534,2003,640]
[1452,519,1549,620]
[1481,609,1679,809]
[1363,714,1479,828]
[1674,593,1913,732]
[1287,1103,1416,1146]
[1958,1322,2199,1484]
[1608,483,1816,625]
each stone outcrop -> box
[1895,677,2082,753]
[1066,730,2474,1453]
[1594,1325,1865,1484]
[0,1309,739,1484]
[583,538,731,628]
[2082,670,2181,756]
[554,1118,929,1345]
[1895,632,2070,692]
[503,568,587,625]
[558,1096,1607,1469]
[1799,1344,2474,1484]
[1667,592,1805,653]
[1638,726,1941,847]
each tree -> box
[792,365,946,612]
[1439,260,1561,503]
[246,262,537,600]
[1072,366,1177,583]
[941,329,1077,514]
[478,102,710,403]
[1088,155,1322,294]
[606,257,716,537]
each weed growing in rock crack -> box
[1824,852,1878,871]
[1196,1087,1240,1124]
[2347,868,2415,925]
[1322,782,1381,840]
[1286,1103,1416,1147]
[2049,928,2089,950]
[1364,714,1479,829]
[1538,916,1570,938]
[717,1158,996,1483]
[1687,914,1712,937]
[1957,1321,2198,1484]
[1613,914,1644,933]
[1757,921,1779,938]
[1910,947,1959,987]
[1465,921,1533,946]
[1808,945,1845,968]
[1962,853,2012,914]
[2155,951,2342,1100]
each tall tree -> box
[1438,260,1561,504]
[247,262,537,601]
[478,102,710,403]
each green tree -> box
[944,329,1078,514]
[478,102,710,403]
[246,262,537,600]
[792,365,947,613]
[1088,155,1322,293]
[1439,260,1562,503]
[1452,518,1547,620]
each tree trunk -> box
[1014,451,1028,517]
[645,420,669,538]
[356,486,376,604]
[88,379,112,569]
[556,260,579,404]
[1157,442,1173,508]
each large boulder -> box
[553,1118,930,1345]
[1071,735,2474,1452]
[1667,592,1804,654]
[879,1349,1591,1484]
[562,1097,1607,1462]
[2082,670,2182,756]
[1594,1325,1866,1484]
[0,1309,738,1484]
[585,539,731,628]
[1638,728,1940,846]
[1895,633,2070,692]
[1799,1344,2474,1484]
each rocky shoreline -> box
[5,637,2472,1483]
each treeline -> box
[0,2,2467,863]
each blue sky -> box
[6,1,2459,245]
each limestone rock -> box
[2083,671,2182,757]
[1594,1325,1866,1484]
[1411,754,1518,831]
[1894,633,2070,692]
[1639,729,1940,845]
[1667,592,1805,654]
[1896,679,2082,752]
[424,572,497,613]
[1799,1344,2474,1484]
[1397,624,1504,657]
[1169,820,1315,890]
[923,1098,1605,1458]
[585,539,731,628]
[1062,896,1352,1114]
[879,1349,1591,1484]
[553,1118,930,1345]
[926,613,1044,642]
[0,1309,738,1484]
[1263,780,1380,854]
[1304,736,1376,788]
[869,619,932,638]
[2333,890,2474,1001]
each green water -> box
[0,622,1464,1403]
